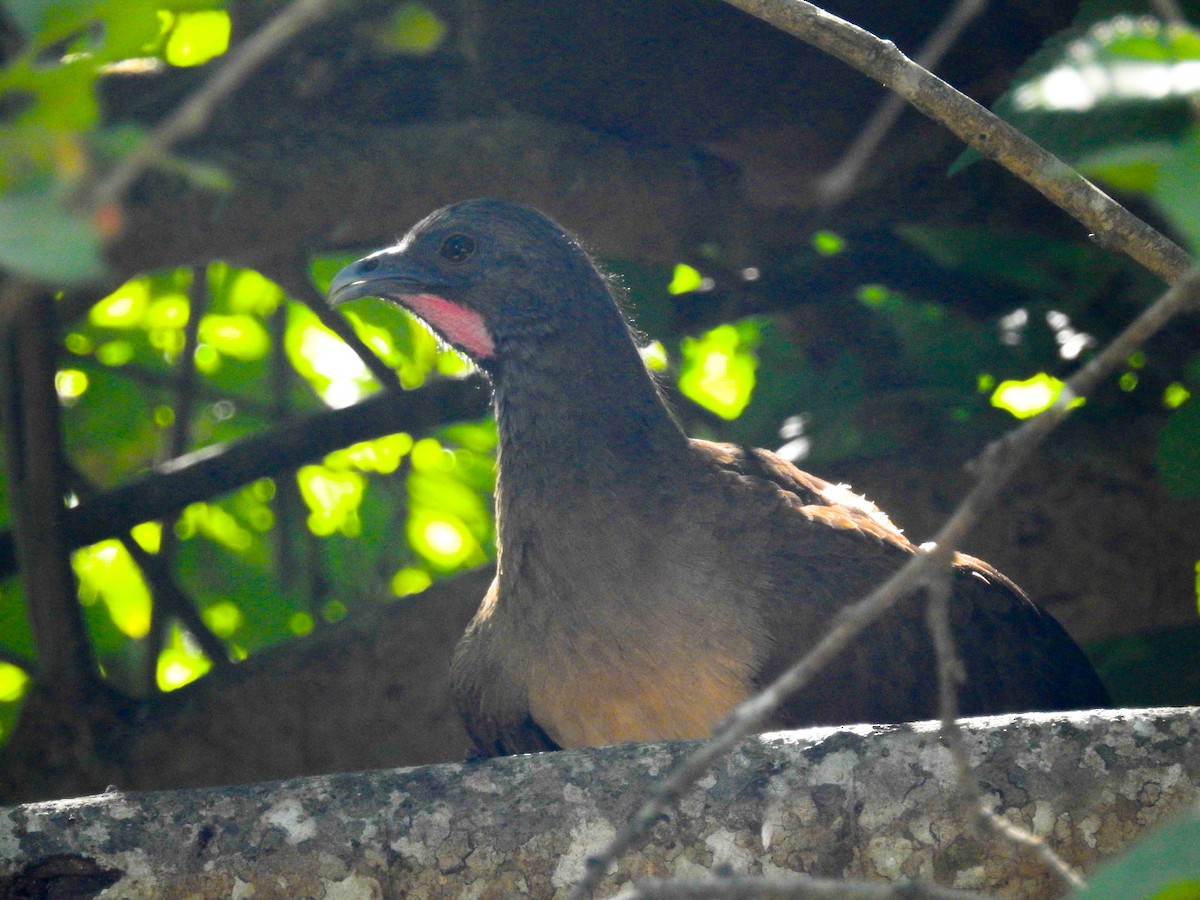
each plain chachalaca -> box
[328,198,1109,757]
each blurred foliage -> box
[1075,803,1200,899]
[0,0,231,284]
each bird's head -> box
[328,198,618,372]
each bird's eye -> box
[439,233,476,264]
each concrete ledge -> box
[1,707,1196,898]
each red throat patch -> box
[404,293,495,359]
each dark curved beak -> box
[327,252,448,306]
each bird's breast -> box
[525,637,753,748]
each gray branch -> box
[1,709,1195,899]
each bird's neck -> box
[490,309,690,525]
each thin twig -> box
[81,0,341,214]
[613,874,984,899]
[815,0,988,205]
[568,268,1200,898]
[924,567,1085,891]
[720,0,1191,284]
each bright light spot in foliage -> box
[289,612,314,636]
[54,369,88,401]
[202,601,243,638]
[163,11,231,67]
[1013,19,1200,112]
[199,314,270,361]
[91,279,149,327]
[0,664,29,703]
[409,512,479,568]
[990,373,1083,419]
[1120,371,1139,392]
[1165,382,1192,409]
[174,502,254,552]
[668,264,704,295]
[679,321,760,420]
[290,312,371,409]
[325,433,413,474]
[130,521,162,554]
[297,465,365,537]
[812,230,845,256]
[856,284,889,305]
[218,266,284,316]
[424,519,465,556]
[97,340,135,366]
[156,626,212,691]
[379,1,448,56]
[73,540,152,638]
[392,567,433,597]
[640,340,668,371]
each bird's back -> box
[693,440,1109,729]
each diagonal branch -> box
[0,378,490,578]
[924,564,1085,891]
[721,0,1191,284]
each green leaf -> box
[0,192,105,284]
[1076,807,1200,899]
[1153,129,1200,254]
[679,320,760,420]
[162,10,231,67]
[376,1,447,57]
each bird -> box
[328,198,1109,757]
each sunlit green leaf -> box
[54,368,88,401]
[73,539,152,638]
[201,600,243,638]
[1153,128,1200,253]
[640,339,669,371]
[92,278,150,327]
[668,263,704,295]
[198,313,270,361]
[175,501,255,552]
[376,1,447,56]
[1076,806,1200,899]
[156,624,211,691]
[325,433,413,474]
[130,521,161,553]
[812,230,844,256]
[679,321,760,420]
[391,567,432,597]
[286,302,375,407]
[163,10,230,67]
[219,266,283,316]
[407,509,484,570]
[297,464,365,537]
[0,663,29,703]
[1165,382,1192,409]
[990,372,1083,419]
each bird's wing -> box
[692,439,1109,724]
[692,439,915,549]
